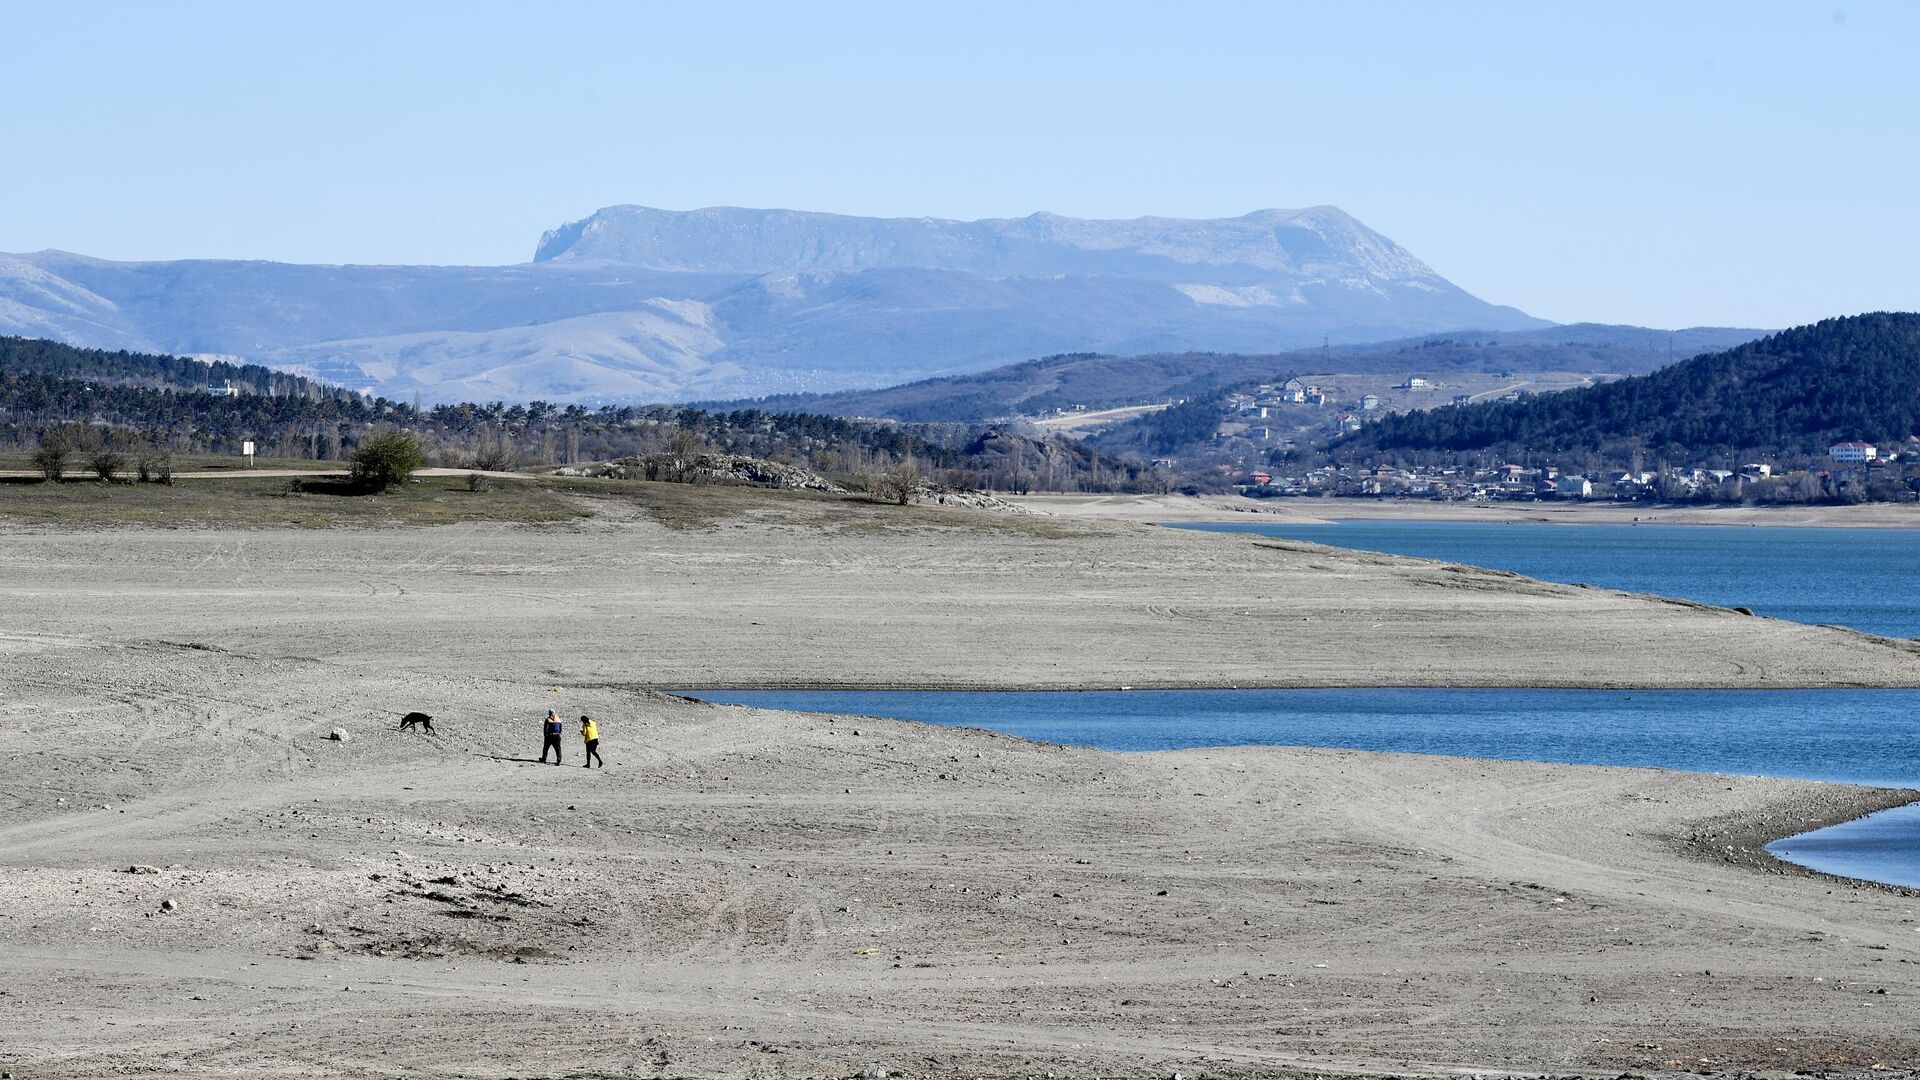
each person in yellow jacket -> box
[580,714,604,769]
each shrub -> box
[88,448,129,482]
[467,472,491,493]
[137,449,173,485]
[30,444,69,482]
[349,432,424,492]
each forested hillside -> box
[0,336,355,399]
[1341,314,1920,461]
[0,337,1157,492]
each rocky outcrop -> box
[557,454,847,493]
[914,484,1033,514]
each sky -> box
[0,0,1914,329]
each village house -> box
[1335,412,1363,433]
[1359,393,1382,411]
[1553,475,1593,498]
[1611,471,1653,497]
[1829,441,1878,463]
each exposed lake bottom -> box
[688,687,1920,891]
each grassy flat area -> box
[0,472,1093,534]
[0,451,336,473]
[0,474,590,528]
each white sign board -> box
[242,441,255,457]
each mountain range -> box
[0,206,1547,403]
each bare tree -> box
[470,424,518,471]
[869,459,922,505]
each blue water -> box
[692,687,1920,788]
[1766,804,1920,890]
[689,686,1920,889]
[1175,519,1920,640]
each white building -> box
[1554,475,1593,498]
[1829,442,1878,463]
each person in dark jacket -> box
[580,714,604,768]
[539,709,564,764]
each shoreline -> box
[1011,491,1920,528]
[677,689,1920,895]
[666,674,1920,690]
[1674,784,1920,896]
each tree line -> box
[0,337,1166,493]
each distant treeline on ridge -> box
[0,337,1164,493]
[1337,313,1920,465]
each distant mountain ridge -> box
[1,204,1547,403]
[534,205,1444,283]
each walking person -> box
[580,714,604,769]
[539,709,564,765]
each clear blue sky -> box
[1,1,1913,329]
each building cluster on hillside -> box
[1227,378,1333,417]
[1218,375,1528,449]
[1232,442,1917,503]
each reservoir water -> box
[1175,519,1920,639]
[695,519,1920,889]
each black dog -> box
[398,711,437,734]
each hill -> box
[0,337,1160,492]
[0,335,356,399]
[1339,313,1920,461]
[699,324,1768,423]
[0,205,1545,404]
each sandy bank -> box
[3,490,1919,690]
[3,636,1918,1079]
